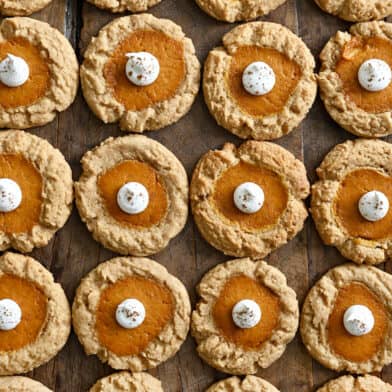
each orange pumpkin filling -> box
[334,169,392,240]
[0,154,42,234]
[98,160,168,228]
[0,37,50,109]
[95,276,174,356]
[212,275,280,350]
[328,282,387,362]
[212,161,288,230]
[226,45,302,117]
[336,36,392,113]
[104,30,185,111]
[0,274,47,351]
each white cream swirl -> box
[115,298,146,329]
[358,59,391,92]
[242,61,275,96]
[117,182,149,215]
[0,54,29,87]
[232,299,261,329]
[125,52,160,86]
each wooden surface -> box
[1,0,392,391]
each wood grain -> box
[0,0,391,390]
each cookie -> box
[0,252,71,375]
[192,258,299,375]
[0,0,52,16]
[0,17,78,129]
[87,0,161,13]
[0,131,73,253]
[89,372,163,392]
[195,0,287,22]
[301,263,392,374]
[72,256,191,371]
[75,134,188,256]
[206,376,279,392]
[314,0,392,21]
[319,21,392,137]
[0,376,52,391]
[81,14,200,133]
[311,139,392,265]
[316,375,392,392]
[203,22,317,140]
[191,141,309,258]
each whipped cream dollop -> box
[0,299,22,331]
[0,54,29,88]
[358,59,392,92]
[242,61,275,96]
[116,298,146,329]
[343,304,374,336]
[0,178,22,213]
[233,182,264,214]
[125,52,160,86]
[232,299,261,329]
[358,190,389,222]
[117,182,149,215]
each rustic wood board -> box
[1,0,392,390]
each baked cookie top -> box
[314,0,392,21]
[319,22,392,137]
[301,263,392,374]
[0,376,52,391]
[87,0,161,13]
[72,256,191,371]
[75,134,188,256]
[316,375,392,392]
[311,139,392,265]
[0,131,73,253]
[0,17,78,129]
[89,371,163,392]
[206,376,279,391]
[0,252,71,376]
[203,22,316,140]
[195,0,287,22]
[192,258,298,375]
[0,0,52,16]
[81,14,200,133]
[190,141,309,258]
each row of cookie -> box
[3,374,391,392]
[0,0,388,24]
[5,374,391,392]
[1,130,390,267]
[3,15,392,140]
[1,252,392,387]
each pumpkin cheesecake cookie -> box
[203,22,317,140]
[0,17,78,129]
[81,14,200,133]
[314,0,392,21]
[0,252,71,375]
[319,22,392,137]
[195,0,287,22]
[0,131,73,253]
[301,263,392,374]
[73,256,191,371]
[316,375,392,392]
[191,141,309,258]
[0,0,52,15]
[75,134,188,256]
[0,376,52,391]
[87,0,161,13]
[206,376,279,391]
[311,139,392,265]
[192,258,299,375]
[89,372,163,392]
